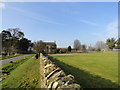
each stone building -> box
[44,41,57,53]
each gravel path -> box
[1,55,30,66]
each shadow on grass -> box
[48,56,119,89]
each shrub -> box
[60,49,67,53]
[53,49,57,54]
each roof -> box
[43,42,56,45]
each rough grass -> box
[2,57,40,88]
[50,52,118,88]
[2,54,35,74]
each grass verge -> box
[1,54,21,60]
[2,57,40,88]
[2,54,35,74]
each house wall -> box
[45,44,57,53]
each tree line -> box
[73,38,120,52]
[1,28,119,55]
[1,28,33,55]
[31,38,120,54]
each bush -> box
[53,49,57,54]
[96,48,101,51]
[60,49,67,53]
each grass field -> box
[2,56,40,88]
[50,52,118,88]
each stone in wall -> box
[40,53,82,90]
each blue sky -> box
[1,2,118,47]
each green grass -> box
[2,54,35,74]
[1,54,21,60]
[2,57,40,88]
[49,52,118,88]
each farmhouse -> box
[44,41,57,53]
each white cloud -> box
[80,19,98,26]
[0,3,5,8]
[105,20,118,38]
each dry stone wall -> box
[40,53,82,90]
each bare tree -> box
[73,39,81,51]
[95,41,107,51]
[33,40,46,53]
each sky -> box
[0,2,118,48]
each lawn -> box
[49,52,118,88]
[2,56,40,88]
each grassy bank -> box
[2,57,40,88]
[2,54,35,74]
[50,52,118,88]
